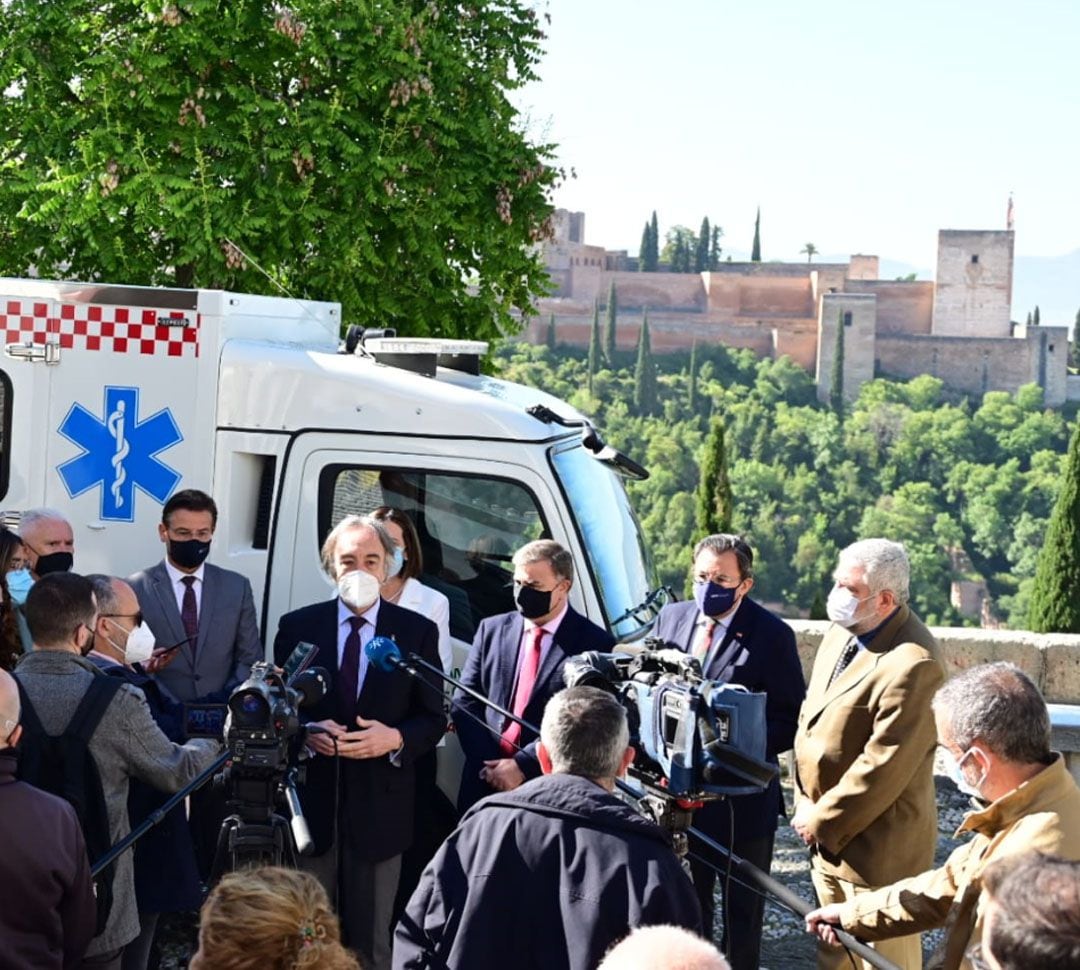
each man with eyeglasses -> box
[805,662,1080,970]
[13,573,220,970]
[651,533,805,970]
[85,575,202,970]
[129,488,262,877]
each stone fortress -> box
[527,210,1073,407]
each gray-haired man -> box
[396,686,702,970]
[793,538,945,970]
[806,663,1080,969]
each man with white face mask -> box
[793,538,944,970]
[806,663,1080,969]
[272,515,444,970]
[85,575,202,970]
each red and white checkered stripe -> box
[2,300,200,358]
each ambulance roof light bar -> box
[342,325,489,378]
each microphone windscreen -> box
[365,636,401,673]
[292,667,330,707]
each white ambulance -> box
[0,279,662,667]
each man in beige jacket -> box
[793,538,945,969]
[806,662,1080,970]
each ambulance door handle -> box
[5,341,60,365]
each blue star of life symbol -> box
[56,386,183,523]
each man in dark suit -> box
[128,489,261,704]
[652,533,805,970]
[129,488,262,879]
[273,515,444,970]
[452,538,615,812]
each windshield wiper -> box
[609,586,676,634]
[527,404,649,481]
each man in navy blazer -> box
[452,539,615,811]
[273,516,445,970]
[652,533,805,970]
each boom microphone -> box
[291,667,330,707]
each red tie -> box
[693,617,718,661]
[500,625,544,755]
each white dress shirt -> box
[336,596,380,700]
[164,558,205,615]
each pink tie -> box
[693,618,718,661]
[500,626,544,755]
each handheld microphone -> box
[365,636,413,673]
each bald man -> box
[598,926,731,970]
[0,668,96,968]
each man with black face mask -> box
[128,488,261,878]
[651,533,805,970]
[452,539,615,812]
[14,507,77,654]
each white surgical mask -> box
[826,585,873,629]
[942,746,986,799]
[104,617,156,665]
[338,570,381,612]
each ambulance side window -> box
[0,370,10,501]
[319,466,548,637]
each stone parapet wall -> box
[845,280,934,335]
[787,620,1080,704]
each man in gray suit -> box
[128,488,262,877]
[128,489,262,704]
[15,572,220,970]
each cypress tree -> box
[829,309,845,417]
[649,211,660,271]
[1028,421,1080,632]
[587,300,601,392]
[1026,311,1033,328]
[1071,307,1080,369]
[633,311,657,415]
[687,340,698,414]
[545,313,556,351]
[696,415,733,534]
[751,207,761,262]
[638,222,651,271]
[604,281,617,364]
[694,217,711,273]
[1033,305,1041,327]
[709,225,723,270]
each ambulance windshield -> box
[550,442,659,641]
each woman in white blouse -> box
[371,506,452,675]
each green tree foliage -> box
[587,301,601,391]
[1072,308,1080,369]
[1033,305,1041,327]
[695,217,711,273]
[751,207,762,262]
[687,341,699,414]
[545,314,557,352]
[1027,422,1080,632]
[801,243,818,263]
[647,211,660,271]
[0,0,558,339]
[604,281,618,364]
[697,417,733,534]
[709,226,723,270]
[633,313,658,415]
[639,223,652,271]
[662,226,695,272]
[494,335,1070,627]
[830,311,845,417]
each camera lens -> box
[230,689,269,729]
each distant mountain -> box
[1013,250,1080,328]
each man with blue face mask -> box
[793,538,945,970]
[652,533,805,970]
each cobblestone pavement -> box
[158,765,972,969]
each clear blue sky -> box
[515,0,1080,268]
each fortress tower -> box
[931,229,1014,337]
